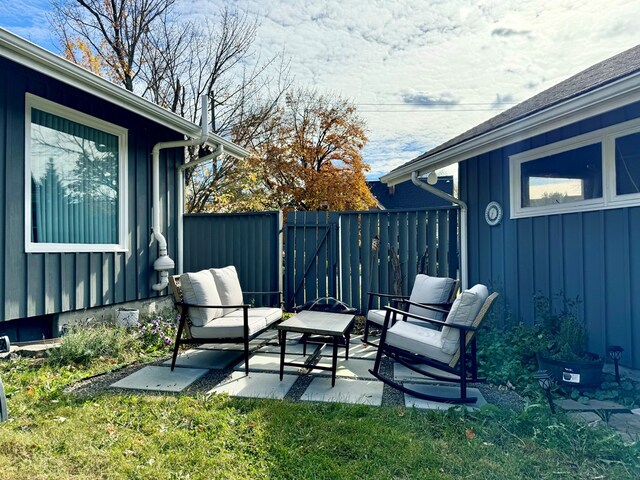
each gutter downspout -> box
[151,96,209,291]
[411,172,468,290]
[176,144,225,275]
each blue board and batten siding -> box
[0,57,183,332]
[460,100,640,368]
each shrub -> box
[47,320,139,366]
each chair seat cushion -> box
[385,321,453,364]
[190,307,282,339]
[179,270,223,326]
[223,307,282,326]
[366,309,387,327]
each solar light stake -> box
[607,346,624,384]
[534,370,555,414]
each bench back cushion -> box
[210,266,244,316]
[179,270,223,326]
[440,284,489,354]
[408,275,456,321]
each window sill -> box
[25,244,129,254]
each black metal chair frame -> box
[369,295,496,404]
[170,275,282,375]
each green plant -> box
[534,294,590,362]
[134,308,177,352]
[47,320,139,366]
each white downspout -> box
[411,172,468,290]
[151,95,209,291]
[176,144,225,274]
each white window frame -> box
[509,117,640,219]
[24,93,129,253]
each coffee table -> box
[276,310,355,387]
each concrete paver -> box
[110,366,208,392]
[301,377,383,405]
[208,371,296,399]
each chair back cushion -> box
[440,284,489,354]
[408,274,456,321]
[210,266,244,315]
[179,270,223,326]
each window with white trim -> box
[25,94,128,252]
[510,118,640,218]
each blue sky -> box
[2,0,640,179]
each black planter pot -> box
[537,353,604,389]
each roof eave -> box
[0,28,250,159]
[381,70,640,186]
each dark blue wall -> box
[460,101,640,368]
[0,57,184,337]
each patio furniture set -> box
[169,266,497,404]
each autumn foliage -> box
[244,89,376,213]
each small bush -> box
[47,320,139,366]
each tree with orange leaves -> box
[244,88,376,213]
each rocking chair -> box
[369,285,497,404]
[364,274,459,345]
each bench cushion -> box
[179,270,223,326]
[441,284,488,355]
[210,266,244,316]
[385,321,453,364]
[190,307,282,339]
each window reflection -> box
[520,143,602,208]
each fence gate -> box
[285,211,339,310]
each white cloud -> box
[3,0,640,181]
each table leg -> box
[332,335,338,387]
[345,332,350,360]
[279,330,287,381]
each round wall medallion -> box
[485,201,503,226]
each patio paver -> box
[404,384,487,410]
[314,357,376,379]
[161,349,243,369]
[110,366,208,392]
[234,352,315,373]
[301,377,383,405]
[208,371,297,399]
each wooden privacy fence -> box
[182,207,459,313]
[183,212,283,307]
[285,207,459,312]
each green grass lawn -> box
[1,354,639,480]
